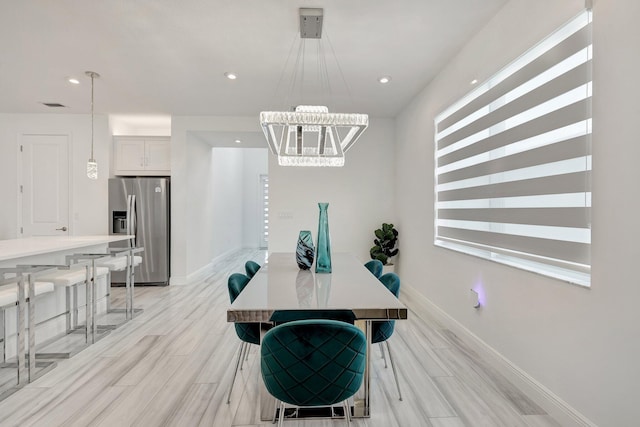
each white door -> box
[20,134,70,236]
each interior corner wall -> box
[170,116,260,283]
[394,0,640,425]
[0,113,109,239]
[268,118,395,262]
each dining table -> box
[227,251,408,420]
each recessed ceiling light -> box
[235,139,242,144]
[225,72,237,80]
[68,78,80,85]
[378,76,391,84]
[470,79,478,85]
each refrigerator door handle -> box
[127,195,137,248]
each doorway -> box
[20,134,70,236]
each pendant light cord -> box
[90,73,94,159]
[85,71,99,160]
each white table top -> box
[0,235,133,262]
[227,252,407,322]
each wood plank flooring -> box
[0,249,561,427]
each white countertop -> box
[0,235,133,261]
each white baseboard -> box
[402,284,596,427]
[211,247,242,265]
[171,247,243,286]
[170,260,213,286]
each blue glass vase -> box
[315,203,332,273]
[296,230,315,270]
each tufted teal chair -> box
[364,259,384,278]
[371,272,403,400]
[244,260,261,279]
[227,272,260,404]
[261,319,366,426]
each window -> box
[434,10,592,286]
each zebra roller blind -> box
[434,10,592,286]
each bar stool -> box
[22,261,104,359]
[0,277,56,358]
[93,247,144,322]
[0,276,25,398]
[0,267,58,388]
[66,250,142,331]
[0,285,18,364]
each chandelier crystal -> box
[260,106,368,167]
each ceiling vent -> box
[42,102,67,108]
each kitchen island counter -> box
[0,235,133,262]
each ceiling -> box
[0,0,508,119]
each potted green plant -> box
[370,223,399,270]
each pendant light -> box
[259,8,368,167]
[86,71,100,180]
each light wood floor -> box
[0,249,561,427]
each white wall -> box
[183,133,215,276]
[268,118,396,262]
[242,148,268,249]
[211,147,244,259]
[0,113,109,239]
[395,0,639,425]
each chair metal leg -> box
[1,308,5,363]
[277,401,285,427]
[106,272,112,312]
[380,342,388,368]
[343,400,351,425]
[240,341,249,371]
[227,341,245,404]
[65,287,71,333]
[385,341,403,401]
[72,284,79,329]
[272,399,278,424]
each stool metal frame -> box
[108,246,144,321]
[66,247,143,330]
[16,261,101,359]
[0,267,60,391]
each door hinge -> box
[20,185,23,193]
[20,145,23,152]
[20,227,23,234]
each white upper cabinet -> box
[114,136,170,175]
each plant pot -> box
[382,263,395,275]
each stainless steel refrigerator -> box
[108,177,170,285]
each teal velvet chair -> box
[261,319,366,426]
[244,260,261,279]
[372,272,403,400]
[364,259,383,278]
[227,272,260,404]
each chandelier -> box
[259,9,368,167]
